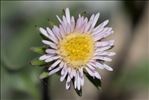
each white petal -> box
[45,56,60,63]
[59,61,64,69]
[75,17,82,32]
[103,64,113,71]
[70,16,75,32]
[48,59,61,70]
[60,65,68,82]
[56,15,62,23]
[89,14,95,22]
[85,67,94,77]
[49,66,62,76]
[71,69,76,78]
[95,62,104,69]
[45,49,57,54]
[77,72,81,90]
[62,16,67,25]
[91,13,100,28]
[61,63,66,75]
[93,20,109,32]
[97,52,116,56]
[39,55,52,60]
[42,40,57,49]
[66,23,71,33]
[93,27,113,41]
[87,64,96,70]
[52,26,61,40]
[94,72,101,79]
[93,56,112,62]
[65,8,71,24]
[46,27,58,44]
[74,73,77,89]
[84,22,91,33]
[39,27,49,38]
[79,68,84,86]
[95,40,114,47]
[95,45,114,52]
[59,25,65,38]
[66,76,71,90]
[100,20,109,27]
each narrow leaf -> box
[39,72,49,79]
[30,46,46,54]
[84,71,101,90]
[30,58,46,66]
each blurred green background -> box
[1,1,149,100]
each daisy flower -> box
[39,8,115,91]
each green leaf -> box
[30,58,46,66]
[39,72,49,79]
[84,71,101,90]
[30,46,46,54]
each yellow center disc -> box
[59,33,94,68]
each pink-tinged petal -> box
[66,23,71,34]
[42,40,57,49]
[91,13,100,28]
[39,55,52,60]
[81,17,88,33]
[48,59,61,70]
[46,27,58,44]
[103,64,113,71]
[65,8,71,24]
[92,27,104,36]
[93,27,113,41]
[52,26,61,40]
[75,16,82,32]
[59,25,65,38]
[45,56,60,63]
[39,27,49,38]
[45,49,57,54]
[84,22,91,33]
[49,66,62,76]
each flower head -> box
[39,8,115,91]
